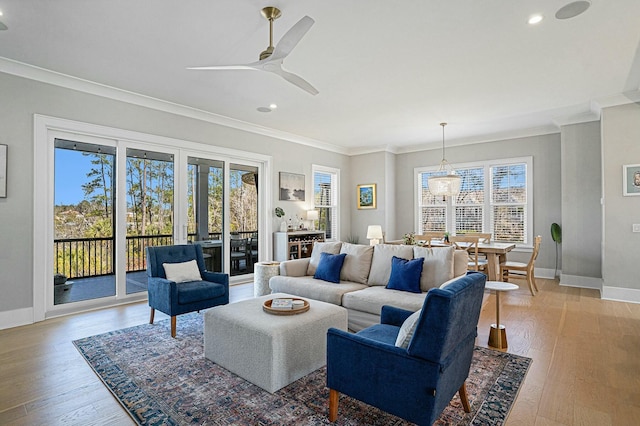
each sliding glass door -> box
[37,115,271,319]
[53,139,116,305]
[125,148,175,294]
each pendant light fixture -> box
[427,122,461,197]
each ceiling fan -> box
[188,7,318,96]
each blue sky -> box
[55,149,95,205]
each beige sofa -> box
[269,242,469,331]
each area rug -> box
[73,312,531,425]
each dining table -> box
[428,240,516,281]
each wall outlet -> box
[633,224,640,233]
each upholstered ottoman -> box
[204,293,348,393]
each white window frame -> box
[415,156,533,247]
[312,164,340,241]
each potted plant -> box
[275,207,287,232]
[54,273,68,285]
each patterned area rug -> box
[73,312,531,425]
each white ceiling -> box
[1,0,639,154]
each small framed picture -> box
[357,183,376,209]
[279,172,305,201]
[623,164,640,196]
[0,144,6,198]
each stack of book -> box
[270,298,305,310]
[270,298,294,310]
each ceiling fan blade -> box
[270,16,314,61]
[264,63,319,95]
[187,65,257,71]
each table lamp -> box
[306,210,319,230]
[366,225,383,246]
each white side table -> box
[253,262,280,297]
[485,281,519,349]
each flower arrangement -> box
[402,232,415,245]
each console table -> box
[273,230,325,261]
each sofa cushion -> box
[307,241,343,276]
[413,246,455,291]
[339,243,374,284]
[269,275,367,305]
[163,260,201,283]
[342,286,426,316]
[395,309,422,348]
[453,249,470,277]
[368,244,415,286]
[314,252,347,283]
[177,281,227,304]
[386,256,424,293]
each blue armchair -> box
[146,244,229,337]
[327,271,486,425]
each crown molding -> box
[393,125,560,155]
[0,56,348,155]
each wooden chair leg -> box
[532,275,539,292]
[459,382,471,413]
[149,308,155,324]
[171,316,177,338]
[329,389,339,422]
[527,275,536,296]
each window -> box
[313,165,340,241]
[416,157,532,245]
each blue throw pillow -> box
[314,252,347,283]
[386,256,424,293]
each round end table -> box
[254,262,280,297]
[485,281,519,349]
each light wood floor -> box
[0,279,638,425]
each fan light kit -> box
[188,7,318,95]
[427,123,461,197]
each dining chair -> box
[414,231,445,247]
[230,238,249,273]
[463,232,491,243]
[450,235,487,272]
[500,235,542,296]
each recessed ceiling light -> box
[269,103,278,109]
[257,107,272,113]
[555,1,591,20]
[528,14,543,25]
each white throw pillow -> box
[395,309,422,349]
[163,260,201,283]
[413,246,455,291]
[339,242,374,284]
[367,244,414,286]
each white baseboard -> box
[534,267,556,280]
[560,274,603,291]
[0,307,34,330]
[602,286,640,304]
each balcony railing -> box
[54,234,173,279]
[54,231,258,279]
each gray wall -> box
[0,72,351,314]
[602,103,640,292]
[348,151,391,244]
[560,121,602,281]
[394,133,562,271]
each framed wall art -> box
[357,183,376,209]
[0,144,6,198]
[279,172,305,201]
[623,164,640,196]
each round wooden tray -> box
[263,298,310,315]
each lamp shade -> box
[427,173,462,197]
[306,210,319,221]
[366,225,383,240]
